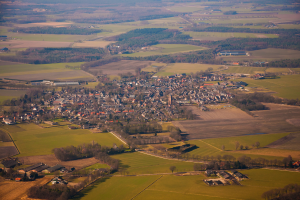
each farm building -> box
[19,163,49,173]
[3,118,15,125]
[53,82,79,86]
[1,159,18,168]
[43,164,64,173]
[219,51,246,56]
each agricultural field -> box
[0,62,93,81]
[0,89,27,104]
[0,40,73,48]
[222,48,300,62]
[124,44,207,57]
[243,74,300,99]
[72,40,114,48]
[78,169,300,200]
[88,60,153,76]
[172,103,300,139]
[184,31,278,40]
[112,152,194,175]
[1,123,123,157]
[222,66,266,74]
[155,63,223,76]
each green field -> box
[243,74,300,99]
[124,44,207,57]
[1,123,123,157]
[78,169,300,200]
[223,66,266,74]
[184,31,278,40]
[112,152,194,175]
[0,89,28,104]
[202,133,289,151]
[84,163,110,170]
[155,63,223,76]
[0,62,84,75]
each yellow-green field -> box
[72,41,114,48]
[155,63,223,76]
[223,66,266,74]
[184,31,278,40]
[0,89,27,104]
[124,44,207,57]
[1,123,123,157]
[243,74,300,99]
[78,169,300,200]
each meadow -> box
[112,152,194,175]
[72,41,113,48]
[155,63,223,76]
[78,169,300,200]
[0,89,28,104]
[243,74,300,99]
[222,66,266,74]
[184,31,278,40]
[124,44,207,57]
[1,123,123,157]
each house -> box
[43,164,64,173]
[2,159,18,168]
[3,118,15,125]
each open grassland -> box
[78,169,300,200]
[202,133,290,151]
[222,48,300,62]
[1,123,123,157]
[184,31,278,40]
[223,66,266,74]
[124,44,207,57]
[112,152,194,175]
[244,74,300,99]
[14,22,74,27]
[155,63,223,76]
[84,163,110,170]
[0,40,72,48]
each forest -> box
[0,48,106,64]
[11,27,102,35]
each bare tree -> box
[235,141,240,150]
[221,145,225,151]
[255,141,260,148]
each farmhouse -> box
[3,118,15,125]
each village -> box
[1,73,240,128]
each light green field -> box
[223,66,266,74]
[112,152,194,174]
[124,44,207,57]
[277,24,300,29]
[1,123,123,157]
[79,169,300,200]
[0,62,84,75]
[243,74,300,99]
[184,31,278,40]
[265,68,291,73]
[155,63,223,76]
[202,133,289,151]
[201,18,278,25]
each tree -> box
[221,145,225,151]
[170,166,176,173]
[235,141,240,150]
[255,141,260,148]
[240,145,244,150]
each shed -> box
[43,164,64,173]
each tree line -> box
[11,26,102,35]
[262,184,300,200]
[28,185,77,200]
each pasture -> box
[184,31,278,40]
[0,89,27,104]
[1,123,123,157]
[155,63,223,76]
[0,40,72,48]
[78,169,300,200]
[222,66,266,74]
[124,44,207,57]
[244,74,300,99]
[202,132,290,151]
[111,152,194,174]
[72,41,113,48]
[88,60,152,76]
[222,48,300,62]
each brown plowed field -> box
[88,60,152,75]
[173,104,300,140]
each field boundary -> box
[110,131,127,145]
[131,175,163,200]
[199,140,222,151]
